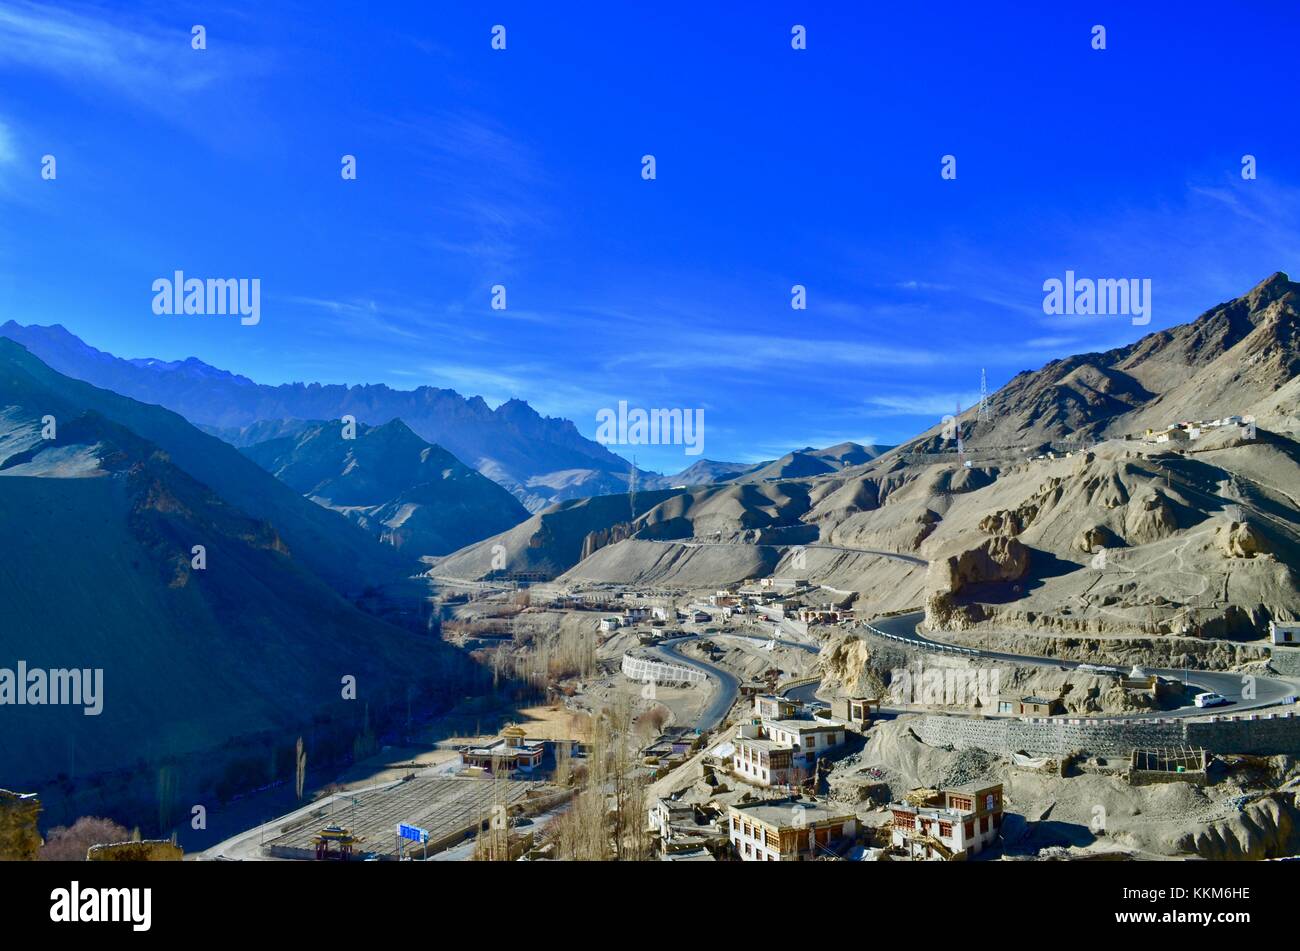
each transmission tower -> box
[978,368,990,422]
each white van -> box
[1194,692,1229,708]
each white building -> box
[599,617,621,633]
[761,719,847,767]
[1271,620,1300,646]
[730,705,848,786]
[732,736,795,786]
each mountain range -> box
[0,338,473,795]
[241,418,529,556]
[2,272,1296,812]
[0,321,646,512]
[434,274,1300,648]
[903,271,1300,455]
[0,320,893,512]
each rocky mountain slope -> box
[903,272,1300,455]
[242,418,529,556]
[0,338,408,591]
[642,442,891,489]
[0,345,474,791]
[435,275,1300,643]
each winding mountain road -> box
[642,631,821,732]
[866,611,1300,720]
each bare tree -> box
[40,817,130,861]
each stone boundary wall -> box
[621,652,708,686]
[913,710,1300,757]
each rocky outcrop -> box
[818,632,901,698]
[1218,519,1271,558]
[937,536,1031,594]
[925,536,1031,628]
[1072,524,1123,554]
[1123,489,1180,544]
[980,509,1028,537]
[910,509,940,547]
[581,521,635,559]
[1175,795,1300,860]
[0,790,41,860]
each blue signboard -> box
[398,823,428,843]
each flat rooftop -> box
[734,736,792,754]
[730,798,853,828]
[764,718,841,733]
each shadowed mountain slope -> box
[243,418,529,556]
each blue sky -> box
[0,1,1297,473]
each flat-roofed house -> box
[754,695,798,721]
[832,696,881,727]
[732,736,795,786]
[728,798,857,861]
[1271,620,1300,645]
[996,695,1063,716]
[762,719,847,766]
[889,783,1004,860]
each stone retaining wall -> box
[913,710,1300,757]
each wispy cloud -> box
[0,0,268,144]
[866,391,982,417]
[0,118,15,166]
[377,110,552,278]
[610,332,942,374]
[0,1,220,103]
